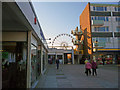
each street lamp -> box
[93,40,98,52]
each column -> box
[41,47,43,74]
[63,54,64,64]
[0,1,2,89]
[78,55,80,64]
[72,49,74,64]
[55,53,57,60]
[27,31,32,88]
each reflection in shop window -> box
[31,44,37,85]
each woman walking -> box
[85,61,92,76]
[91,60,97,76]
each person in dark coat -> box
[56,58,60,69]
[102,57,105,65]
[91,60,97,76]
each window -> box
[106,27,109,31]
[115,7,120,11]
[116,17,120,21]
[93,16,109,21]
[93,6,107,11]
[99,38,107,42]
[95,16,97,20]
[93,6,95,11]
[94,27,109,32]
[119,7,120,11]
[115,7,117,11]
[98,17,105,21]
[107,38,111,43]
[99,27,105,32]
[105,7,107,11]
[91,17,93,20]
[96,7,104,11]
[92,38,96,42]
[106,17,109,21]
[94,27,97,31]
[116,27,120,32]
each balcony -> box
[72,39,83,45]
[71,30,83,36]
[91,20,104,26]
[74,50,83,55]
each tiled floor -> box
[36,64,118,88]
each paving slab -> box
[36,64,118,88]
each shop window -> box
[2,42,27,88]
[31,44,37,85]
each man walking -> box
[91,60,97,76]
[56,58,60,69]
[102,56,105,65]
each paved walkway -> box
[36,64,118,88]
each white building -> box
[90,3,120,64]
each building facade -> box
[80,3,120,64]
[48,48,74,64]
[1,1,48,88]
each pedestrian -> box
[102,56,105,65]
[91,59,97,76]
[84,58,89,64]
[85,61,92,76]
[56,58,60,69]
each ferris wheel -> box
[51,33,75,49]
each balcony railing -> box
[71,30,83,36]
[91,20,104,26]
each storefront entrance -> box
[64,53,72,64]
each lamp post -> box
[93,40,98,61]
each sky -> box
[31,2,119,46]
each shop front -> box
[2,32,27,88]
[93,51,120,64]
[31,35,42,86]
